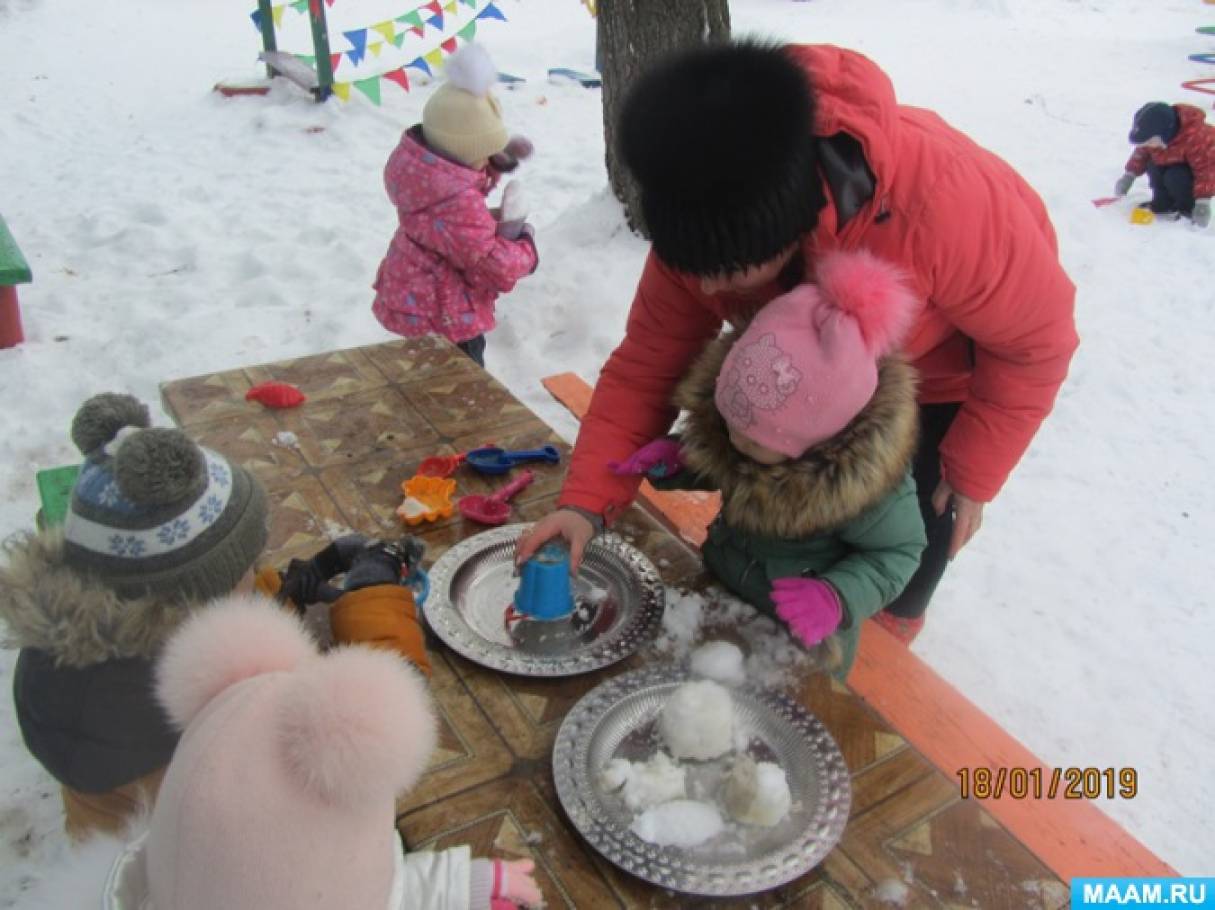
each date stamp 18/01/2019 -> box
[957,767,1138,800]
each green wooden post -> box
[256,0,278,79]
[308,0,335,101]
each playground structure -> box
[0,214,31,349]
[254,0,335,100]
[1186,16,1215,104]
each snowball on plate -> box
[597,757,632,794]
[722,755,793,827]
[658,679,734,761]
[689,640,746,686]
[629,799,724,848]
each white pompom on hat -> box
[422,43,509,166]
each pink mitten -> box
[493,858,542,908]
[505,135,534,160]
[607,437,685,478]
[772,578,842,647]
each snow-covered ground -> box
[1,0,1212,899]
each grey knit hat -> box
[62,393,268,603]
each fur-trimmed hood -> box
[674,333,919,539]
[0,530,200,668]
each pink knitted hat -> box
[145,595,437,910]
[715,250,917,459]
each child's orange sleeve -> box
[330,585,432,677]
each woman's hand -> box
[931,479,985,558]
[515,509,595,574]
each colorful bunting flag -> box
[460,0,476,6]
[477,3,507,23]
[370,42,383,58]
[407,56,432,77]
[441,37,457,54]
[333,81,351,101]
[424,1,442,14]
[396,10,424,28]
[271,4,286,27]
[250,9,263,30]
[372,21,396,43]
[391,32,407,48]
[343,28,368,65]
[457,20,476,40]
[443,1,457,14]
[354,76,381,104]
[295,53,316,66]
[330,52,342,72]
[383,68,410,92]
[324,0,336,6]
[427,13,444,30]
[409,25,424,37]
[424,48,444,70]
[291,0,308,12]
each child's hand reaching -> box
[771,578,842,647]
[1114,172,1135,196]
[608,437,685,479]
[492,858,543,908]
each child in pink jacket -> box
[372,43,538,367]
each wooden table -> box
[162,338,1071,909]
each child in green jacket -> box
[612,250,927,678]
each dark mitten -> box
[343,537,426,592]
[278,534,368,607]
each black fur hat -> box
[619,40,825,277]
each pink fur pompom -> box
[156,595,315,729]
[277,646,437,806]
[815,250,918,356]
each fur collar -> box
[0,530,200,668]
[673,334,919,538]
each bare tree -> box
[598,0,731,234]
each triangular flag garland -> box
[253,0,510,105]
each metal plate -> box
[553,666,851,897]
[424,524,664,676]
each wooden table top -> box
[161,337,1067,910]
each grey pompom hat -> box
[62,393,268,603]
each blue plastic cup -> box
[513,542,574,620]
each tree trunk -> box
[599,0,731,235]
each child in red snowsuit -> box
[1114,101,1215,226]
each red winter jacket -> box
[1124,104,1215,199]
[559,45,1077,521]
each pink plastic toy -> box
[458,470,535,526]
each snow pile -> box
[657,680,734,761]
[655,587,815,689]
[629,800,724,849]
[689,640,746,686]
[722,755,792,828]
[597,751,687,812]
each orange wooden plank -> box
[542,373,719,547]
[541,371,1178,880]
